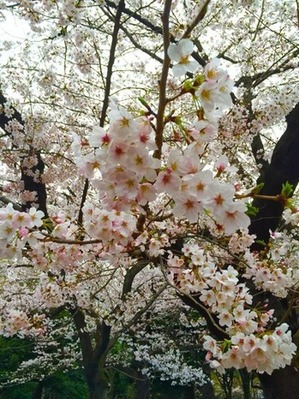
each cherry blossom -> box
[167,39,199,76]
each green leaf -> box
[246,203,259,216]
[281,181,294,198]
[255,239,267,247]
[251,182,264,195]
[138,97,149,108]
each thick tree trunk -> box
[71,308,112,399]
[197,379,217,399]
[249,102,299,248]
[87,377,109,399]
[136,377,150,399]
[248,103,299,399]
[32,381,45,399]
[259,366,299,399]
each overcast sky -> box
[0,12,29,41]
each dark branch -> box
[0,91,48,217]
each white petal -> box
[187,60,199,73]
[179,38,194,56]
[167,43,181,62]
[172,63,188,76]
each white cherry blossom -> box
[167,39,199,76]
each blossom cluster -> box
[244,239,299,298]
[110,323,206,387]
[168,40,233,112]
[72,105,160,212]
[204,323,296,374]
[138,346,206,386]
[0,203,44,260]
[0,23,297,384]
[82,201,136,248]
[156,157,250,233]
[72,56,247,236]
[0,308,46,338]
[167,241,297,374]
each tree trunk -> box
[238,370,252,399]
[259,366,299,399]
[249,102,299,248]
[71,309,112,399]
[197,381,216,399]
[183,385,195,399]
[136,377,150,399]
[0,91,49,217]
[197,368,217,399]
[248,103,299,399]
[32,381,45,399]
[87,377,109,399]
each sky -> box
[0,11,29,41]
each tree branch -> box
[0,91,48,217]
[77,1,124,226]
[70,307,93,370]
[182,0,211,39]
[153,0,172,159]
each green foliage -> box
[281,181,294,198]
[38,369,88,399]
[0,337,35,380]
[0,382,37,399]
[108,370,136,399]
[0,336,88,399]
[251,183,265,195]
[246,202,259,217]
[0,370,88,399]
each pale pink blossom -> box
[28,207,45,228]
[221,346,244,369]
[191,120,217,143]
[204,181,235,214]
[217,201,250,235]
[172,193,202,223]
[89,126,111,147]
[196,81,219,111]
[204,58,223,82]
[137,183,157,206]
[154,168,182,196]
[184,170,213,201]
[107,141,129,164]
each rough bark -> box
[197,380,217,399]
[86,321,111,399]
[196,366,217,399]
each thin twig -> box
[252,0,265,41]
[77,1,125,226]
[100,0,125,127]
[182,0,211,39]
